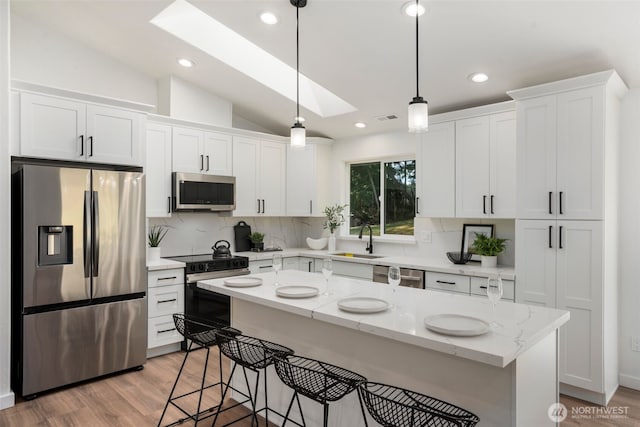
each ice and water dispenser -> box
[38,225,73,266]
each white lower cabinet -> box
[147,268,185,356]
[516,219,611,401]
[469,277,515,301]
[426,271,515,301]
[331,261,373,281]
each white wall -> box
[10,13,156,106]
[330,130,516,265]
[232,114,275,134]
[0,0,14,410]
[157,75,232,127]
[618,89,640,390]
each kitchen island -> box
[199,270,569,426]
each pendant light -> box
[290,0,307,148]
[408,0,428,132]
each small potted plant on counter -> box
[323,204,347,252]
[249,232,265,252]
[148,225,168,261]
[472,233,508,268]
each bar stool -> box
[358,381,480,427]
[212,332,294,426]
[157,314,241,427]
[273,354,368,427]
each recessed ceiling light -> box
[177,58,194,68]
[403,2,425,17]
[295,116,306,123]
[469,72,489,83]
[260,12,278,25]
[354,122,366,128]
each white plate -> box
[337,297,389,314]
[423,314,490,337]
[276,285,319,299]
[224,277,263,288]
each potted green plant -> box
[472,233,508,268]
[249,232,265,252]
[148,225,168,261]
[323,204,347,252]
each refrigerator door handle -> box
[83,191,92,278]
[92,191,100,282]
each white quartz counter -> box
[198,270,567,368]
[234,248,516,280]
[146,258,185,271]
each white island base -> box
[199,272,569,427]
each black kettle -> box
[212,240,232,258]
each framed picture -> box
[461,224,495,261]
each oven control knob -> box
[188,265,196,273]
[198,263,206,272]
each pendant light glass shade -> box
[291,122,306,148]
[408,96,428,132]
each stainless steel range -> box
[165,251,249,349]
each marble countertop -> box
[234,248,516,280]
[198,270,568,367]
[147,258,185,271]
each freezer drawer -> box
[20,298,147,396]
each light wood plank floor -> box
[0,349,638,426]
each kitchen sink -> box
[333,252,385,260]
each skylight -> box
[151,0,357,118]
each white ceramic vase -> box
[328,232,337,253]
[481,255,497,268]
[148,246,161,262]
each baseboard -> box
[560,383,607,405]
[0,391,15,410]
[619,373,640,391]
[146,342,181,359]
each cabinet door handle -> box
[559,225,563,249]
[490,195,494,214]
[436,280,456,285]
[308,261,312,272]
[257,199,261,214]
[168,196,171,213]
[483,195,487,214]
[79,135,84,156]
[262,199,265,214]
[310,200,313,215]
[559,192,564,215]
[206,155,210,171]
[89,136,94,157]
[416,197,420,215]
[548,225,553,249]
[158,298,177,304]
[549,191,553,215]
[200,155,204,171]
[157,276,177,281]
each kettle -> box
[212,240,232,258]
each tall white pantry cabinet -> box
[510,70,627,405]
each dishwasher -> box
[372,265,425,289]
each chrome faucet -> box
[358,224,374,254]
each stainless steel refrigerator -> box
[11,162,147,398]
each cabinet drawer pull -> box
[158,328,176,334]
[548,191,553,214]
[483,195,487,214]
[479,285,487,289]
[436,280,456,285]
[259,265,272,269]
[157,276,177,281]
[79,135,84,156]
[157,298,177,304]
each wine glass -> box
[486,274,503,327]
[321,258,333,295]
[388,266,401,307]
[272,254,283,286]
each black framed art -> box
[461,224,495,261]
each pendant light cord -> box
[296,4,300,122]
[415,0,419,98]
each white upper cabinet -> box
[286,144,331,217]
[145,123,172,218]
[516,87,604,220]
[455,111,516,218]
[20,92,143,166]
[172,126,232,176]
[416,122,455,218]
[233,136,286,217]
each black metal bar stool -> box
[358,382,480,427]
[273,354,368,427]
[212,332,294,426]
[157,314,241,427]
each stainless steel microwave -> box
[172,172,236,212]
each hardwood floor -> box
[0,349,638,426]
